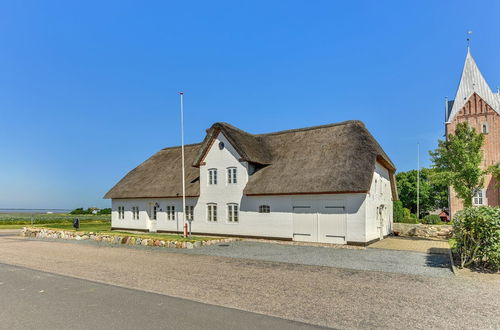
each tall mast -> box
[179,92,186,236]
[417,143,420,220]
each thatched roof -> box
[193,122,272,166]
[243,120,395,196]
[104,144,201,199]
[105,120,397,199]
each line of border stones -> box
[20,227,238,249]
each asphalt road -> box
[0,230,499,329]
[0,263,322,330]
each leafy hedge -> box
[422,214,442,225]
[453,206,500,271]
[397,217,419,224]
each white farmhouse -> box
[105,120,397,245]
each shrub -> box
[402,208,412,219]
[453,206,500,271]
[422,214,442,225]
[393,201,404,222]
[70,208,89,215]
[397,217,419,224]
[98,208,112,215]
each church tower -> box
[445,48,500,217]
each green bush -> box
[453,206,500,271]
[393,201,404,222]
[396,217,419,224]
[422,214,442,224]
[98,208,112,215]
[402,208,412,219]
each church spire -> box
[446,49,500,122]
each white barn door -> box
[292,203,317,242]
[318,204,346,244]
[292,200,346,244]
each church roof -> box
[104,120,397,199]
[447,49,500,122]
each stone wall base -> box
[20,227,238,249]
[393,223,453,239]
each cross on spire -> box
[466,30,473,50]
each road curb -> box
[448,249,458,276]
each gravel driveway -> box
[173,240,453,277]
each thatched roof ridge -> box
[104,144,201,199]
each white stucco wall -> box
[365,162,393,242]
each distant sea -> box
[0,208,72,214]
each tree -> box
[488,163,500,188]
[429,123,484,208]
[396,168,448,217]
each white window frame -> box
[132,206,139,220]
[473,189,486,206]
[166,206,175,221]
[227,203,239,223]
[208,168,218,185]
[482,123,489,134]
[207,204,217,222]
[118,206,125,220]
[227,167,237,184]
[152,205,158,220]
[258,205,270,213]
[185,205,194,221]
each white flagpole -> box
[417,143,420,220]
[179,92,186,236]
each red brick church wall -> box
[445,93,500,218]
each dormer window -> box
[227,167,237,184]
[482,123,489,134]
[208,169,217,185]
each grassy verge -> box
[0,213,110,225]
[2,213,216,242]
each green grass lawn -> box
[0,213,110,225]
[1,213,215,242]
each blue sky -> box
[1,0,499,209]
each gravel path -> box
[0,231,498,329]
[173,240,453,277]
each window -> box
[227,167,237,184]
[482,123,489,134]
[185,205,194,221]
[259,205,270,213]
[207,204,217,222]
[166,206,175,220]
[208,169,218,185]
[132,206,139,220]
[118,206,125,219]
[473,189,485,205]
[227,204,239,222]
[152,205,158,220]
